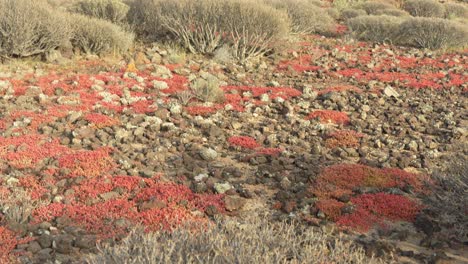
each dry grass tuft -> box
[402,0,445,17]
[70,0,130,24]
[85,216,387,264]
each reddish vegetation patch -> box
[307,110,350,125]
[337,193,422,232]
[255,148,283,156]
[228,136,260,149]
[0,227,32,263]
[32,175,225,238]
[84,113,120,128]
[57,148,116,178]
[318,85,362,95]
[325,130,365,148]
[311,164,430,232]
[186,106,218,116]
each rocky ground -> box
[0,35,467,263]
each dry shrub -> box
[69,14,134,55]
[347,15,405,44]
[332,0,367,11]
[130,0,290,61]
[444,2,468,19]
[0,0,71,58]
[266,0,336,35]
[429,155,468,243]
[374,8,410,17]
[190,76,225,103]
[402,0,445,17]
[356,1,395,14]
[85,216,386,264]
[0,188,46,227]
[71,0,130,24]
[398,17,468,49]
[341,8,367,20]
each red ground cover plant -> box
[336,193,422,232]
[57,147,116,178]
[310,163,430,232]
[325,130,365,149]
[318,85,362,95]
[228,136,260,149]
[85,113,120,128]
[312,164,431,200]
[315,199,345,221]
[0,226,33,263]
[185,106,218,116]
[307,110,350,125]
[32,175,225,238]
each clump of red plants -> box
[325,130,365,149]
[228,136,260,149]
[85,113,120,128]
[310,163,432,232]
[307,110,350,125]
[32,175,225,239]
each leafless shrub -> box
[398,17,468,49]
[0,0,71,58]
[428,155,468,242]
[70,0,130,24]
[444,2,468,19]
[266,0,336,35]
[130,0,290,61]
[85,216,387,264]
[68,14,134,55]
[332,0,367,11]
[347,15,405,44]
[402,0,445,17]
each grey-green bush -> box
[71,0,130,23]
[374,8,410,17]
[69,14,134,55]
[341,8,367,20]
[266,0,336,35]
[356,1,395,14]
[398,17,468,49]
[0,0,71,58]
[131,0,290,61]
[402,0,445,17]
[347,15,404,43]
[85,217,387,264]
[444,2,468,19]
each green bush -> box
[0,0,71,58]
[347,15,404,44]
[85,217,386,264]
[131,0,290,61]
[444,2,468,19]
[398,17,468,49]
[71,0,130,23]
[402,0,445,17]
[69,14,134,55]
[266,0,336,35]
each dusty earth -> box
[0,35,467,263]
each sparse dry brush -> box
[85,216,386,264]
[0,0,71,58]
[265,0,336,35]
[68,13,134,55]
[444,2,468,19]
[70,0,130,24]
[130,0,290,61]
[398,17,468,49]
[347,15,405,44]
